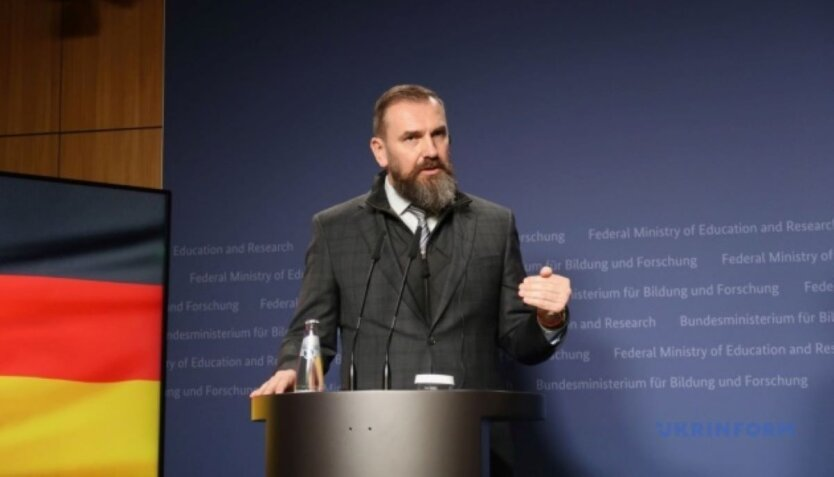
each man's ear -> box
[370,137,388,168]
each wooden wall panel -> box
[61,0,164,131]
[0,0,62,135]
[60,129,162,188]
[0,135,60,176]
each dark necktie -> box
[406,205,431,318]
[407,205,430,258]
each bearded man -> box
[254,83,570,393]
[253,83,570,395]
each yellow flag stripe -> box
[0,376,159,477]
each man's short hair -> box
[372,84,444,138]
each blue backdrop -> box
[163,1,834,475]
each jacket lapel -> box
[429,202,476,330]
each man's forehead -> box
[384,98,447,130]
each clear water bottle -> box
[294,319,325,392]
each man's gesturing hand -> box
[250,369,297,397]
[518,266,571,328]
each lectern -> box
[251,390,543,477]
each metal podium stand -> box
[251,390,544,477]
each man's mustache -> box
[414,157,453,176]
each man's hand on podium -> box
[250,370,297,397]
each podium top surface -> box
[251,389,544,422]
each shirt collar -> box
[383,174,412,218]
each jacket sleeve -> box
[497,212,561,365]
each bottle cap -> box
[414,374,455,390]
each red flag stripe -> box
[0,275,162,382]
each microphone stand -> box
[348,232,386,391]
[382,227,421,390]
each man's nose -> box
[422,136,439,157]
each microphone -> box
[349,232,386,391]
[382,227,422,390]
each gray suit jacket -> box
[277,173,560,389]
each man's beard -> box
[389,156,457,216]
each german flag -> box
[0,175,168,477]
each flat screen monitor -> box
[0,172,169,476]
